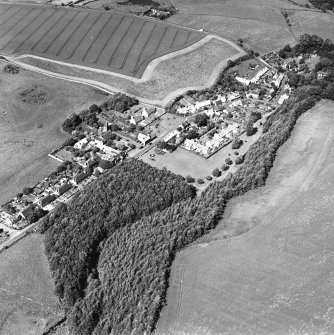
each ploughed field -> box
[0,4,203,78]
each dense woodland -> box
[43,34,334,335]
[41,161,195,315]
[309,0,334,11]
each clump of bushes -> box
[3,64,19,74]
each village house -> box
[137,133,151,145]
[278,93,289,105]
[142,107,156,118]
[72,172,88,185]
[250,67,269,83]
[74,138,88,150]
[164,130,180,143]
[39,194,56,208]
[130,114,144,125]
[19,206,33,220]
[236,76,250,85]
[55,183,72,196]
[195,100,211,109]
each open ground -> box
[0,233,61,335]
[14,36,244,105]
[156,100,334,334]
[167,0,331,53]
[0,3,203,78]
[0,60,106,204]
[140,119,263,186]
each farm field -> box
[18,37,244,105]
[156,100,334,334]
[0,233,62,335]
[167,0,330,53]
[0,3,203,78]
[0,60,106,204]
[288,9,334,41]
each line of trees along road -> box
[42,34,334,335]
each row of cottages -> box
[183,139,210,156]
[130,106,165,126]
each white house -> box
[236,76,250,85]
[204,108,215,118]
[74,138,88,150]
[195,100,211,109]
[278,93,289,105]
[142,107,156,118]
[250,67,269,83]
[137,133,151,145]
[164,130,180,143]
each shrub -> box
[231,138,243,149]
[212,168,221,177]
[225,157,233,165]
[235,155,245,164]
[3,64,19,74]
[197,178,205,184]
[221,164,229,171]
[185,175,195,183]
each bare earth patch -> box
[156,100,334,335]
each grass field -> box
[0,233,62,335]
[167,0,331,53]
[141,120,263,185]
[0,3,203,78]
[18,37,243,104]
[156,100,334,334]
[288,9,334,41]
[0,60,106,204]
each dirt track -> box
[156,100,334,335]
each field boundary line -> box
[13,9,57,53]
[41,11,80,54]
[31,11,67,51]
[118,20,146,70]
[0,5,15,20]
[107,18,135,67]
[0,8,35,41]
[170,30,179,49]
[0,8,44,51]
[135,26,168,74]
[0,7,22,30]
[66,12,103,60]
[133,22,156,75]
[56,12,89,57]
[93,16,124,64]
[81,14,114,62]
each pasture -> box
[0,233,61,335]
[0,60,106,204]
[156,100,334,334]
[0,3,203,78]
[167,0,331,53]
[288,9,334,42]
[18,37,243,105]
